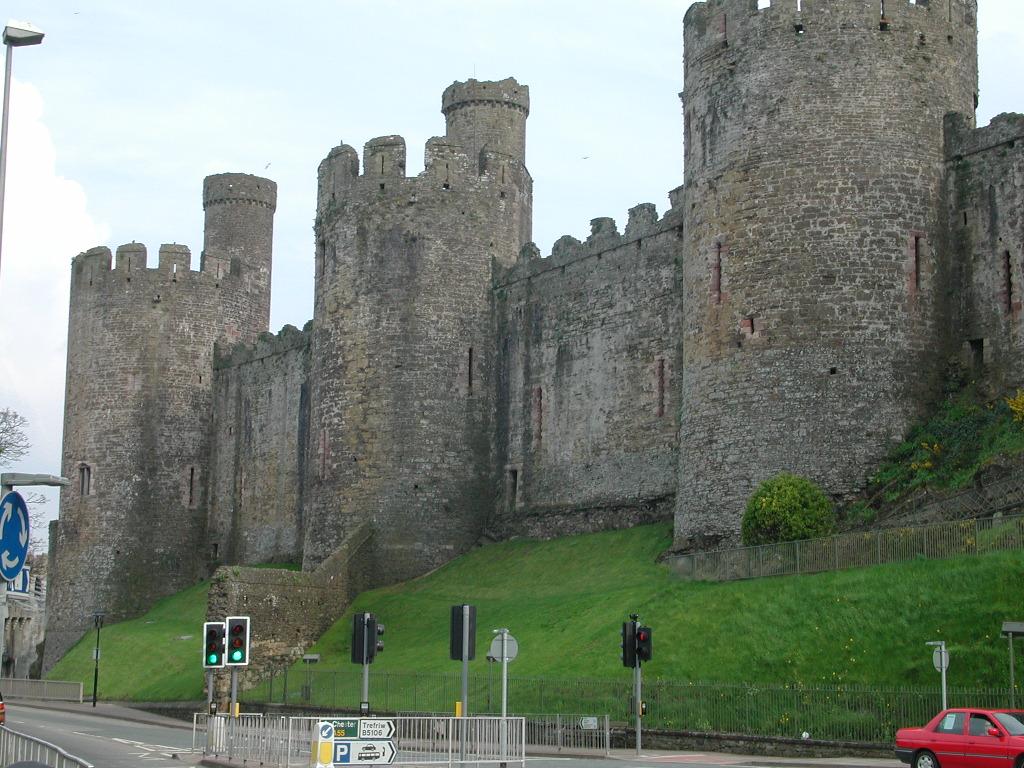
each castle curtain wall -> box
[207,325,310,567]
[492,206,683,537]
[945,113,1024,386]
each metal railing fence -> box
[2,677,84,702]
[521,713,610,754]
[666,513,1024,582]
[196,713,525,768]
[240,667,1015,745]
[0,726,94,767]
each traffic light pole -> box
[206,670,214,713]
[460,604,470,761]
[634,661,643,755]
[230,668,238,718]
[361,616,370,712]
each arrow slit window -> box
[78,463,92,496]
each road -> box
[3,702,202,767]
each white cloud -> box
[0,79,108,544]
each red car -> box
[896,709,1024,768]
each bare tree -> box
[0,408,30,468]
[0,408,48,554]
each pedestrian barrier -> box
[196,713,526,768]
[1,678,84,702]
[0,725,93,767]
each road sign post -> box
[489,628,519,766]
[1002,622,1024,707]
[927,640,949,710]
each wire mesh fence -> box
[239,667,1014,745]
[665,513,1024,582]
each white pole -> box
[500,629,508,765]
[940,641,947,710]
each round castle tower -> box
[303,78,532,582]
[44,173,275,670]
[676,0,978,548]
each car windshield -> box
[994,713,1024,735]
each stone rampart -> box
[491,204,683,538]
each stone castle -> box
[45,0,1023,669]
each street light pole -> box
[0,20,45,286]
[91,612,104,707]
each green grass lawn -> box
[46,523,1024,701]
[46,581,210,701]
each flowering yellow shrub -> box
[1007,389,1024,423]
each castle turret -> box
[674,0,978,548]
[303,79,532,581]
[44,174,276,669]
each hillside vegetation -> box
[46,524,1024,701]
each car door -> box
[930,711,968,768]
[963,713,1013,768]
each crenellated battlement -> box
[946,112,1024,160]
[684,0,977,65]
[495,203,683,286]
[203,172,277,212]
[70,241,244,295]
[316,135,528,218]
[441,77,529,117]
[213,321,311,370]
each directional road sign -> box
[0,491,30,581]
[344,740,396,764]
[359,719,395,739]
[314,721,396,768]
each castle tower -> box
[676,0,978,548]
[44,174,276,669]
[302,79,532,581]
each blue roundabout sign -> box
[0,491,30,582]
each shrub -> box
[741,473,835,546]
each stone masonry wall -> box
[208,324,311,568]
[45,174,275,672]
[302,79,532,585]
[491,204,683,538]
[205,522,374,700]
[676,0,978,550]
[945,112,1024,387]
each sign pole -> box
[940,642,947,711]
[500,629,509,766]
[1010,634,1016,708]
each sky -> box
[0,0,1022,552]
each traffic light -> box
[636,626,653,663]
[371,619,385,662]
[352,613,368,664]
[450,604,476,661]
[203,621,226,668]
[621,621,637,668]
[352,612,384,664]
[225,616,250,666]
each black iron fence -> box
[666,513,1024,582]
[240,667,1013,744]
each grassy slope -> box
[46,581,210,700]
[46,524,1024,700]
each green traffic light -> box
[231,650,243,662]
[208,654,218,664]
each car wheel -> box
[915,751,939,768]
